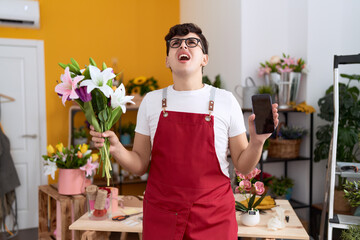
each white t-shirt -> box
[135,84,246,177]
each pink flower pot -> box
[58,169,90,195]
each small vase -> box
[58,168,89,195]
[240,210,260,226]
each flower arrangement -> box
[43,143,99,179]
[259,56,281,76]
[259,54,306,76]
[279,53,306,73]
[125,76,159,96]
[55,58,135,185]
[235,168,267,212]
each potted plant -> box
[343,179,360,216]
[125,76,159,107]
[234,168,268,226]
[202,74,223,88]
[42,143,99,195]
[119,122,136,146]
[314,73,360,211]
[269,176,294,200]
[341,225,360,240]
[73,126,88,145]
[268,124,307,159]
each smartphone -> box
[251,94,275,134]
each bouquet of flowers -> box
[259,56,281,76]
[43,143,99,179]
[259,54,306,75]
[125,76,159,96]
[55,58,134,185]
[235,168,267,212]
[279,53,306,73]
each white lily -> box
[110,83,135,113]
[43,160,57,180]
[80,65,115,97]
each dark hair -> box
[165,23,209,55]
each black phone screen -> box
[251,94,275,134]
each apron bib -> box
[143,87,237,240]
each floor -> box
[0,228,140,240]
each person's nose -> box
[180,40,188,50]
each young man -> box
[90,23,278,240]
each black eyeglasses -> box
[167,37,204,53]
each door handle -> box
[21,134,37,139]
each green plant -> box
[257,85,274,95]
[314,73,360,163]
[202,74,222,88]
[269,176,294,197]
[120,122,136,140]
[341,225,360,240]
[278,125,307,140]
[343,180,360,207]
[73,126,87,139]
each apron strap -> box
[161,86,216,120]
[205,87,216,121]
[162,87,168,117]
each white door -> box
[0,38,47,229]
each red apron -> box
[143,87,237,240]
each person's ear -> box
[201,54,209,67]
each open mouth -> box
[178,53,190,61]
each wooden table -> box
[70,198,309,240]
[236,199,309,239]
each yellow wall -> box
[0,0,178,147]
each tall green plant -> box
[314,74,360,162]
[314,74,360,188]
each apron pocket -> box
[143,199,178,240]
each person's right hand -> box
[89,125,121,154]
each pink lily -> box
[80,158,99,177]
[55,67,84,105]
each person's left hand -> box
[248,103,279,144]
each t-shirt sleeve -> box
[135,95,150,136]
[229,93,246,137]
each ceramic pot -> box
[58,168,90,195]
[241,210,260,226]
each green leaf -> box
[247,194,256,209]
[91,89,106,114]
[98,108,109,123]
[83,101,101,132]
[82,66,90,79]
[252,192,268,209]
[102,62,107,70]
[107,106,123,130]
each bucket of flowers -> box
[43,143,99,195]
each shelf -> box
[263,156,311,163]
[335,162,360,178]
[329,214,360,229]
[242,107,301,113]
[289,199,310,209]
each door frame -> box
[0,38,47,185]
